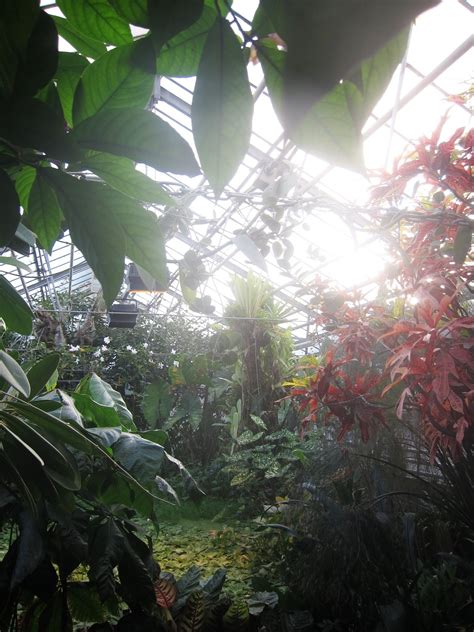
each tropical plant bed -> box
[154,524,254,600]
[151,503,259,602]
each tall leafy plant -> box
[0,327,201,629]
[288,122,473,455]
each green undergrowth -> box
[153,499,259,600]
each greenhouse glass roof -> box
[1,0,473,345]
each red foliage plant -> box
[289,120,474,456]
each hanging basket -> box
[107,301,138,328]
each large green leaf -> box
[13,165,37,211]
[112,433,165,485]
[72,107,200,176]
[67,583,107,625]
[0,256,31,273]
[178,590,205,632]
[0,0,39,99]
[0,276,33,334]
[92,468,157,524]
[13,10,58,99]
[259,27,409,170]
[192,17,253,196]
[117,534,156,608]
[75,373,135,430]
[84,153,175,206]
[259,43,363,169]
[155,4,216,77]
[42,169,125,306]
[73,41,154,125]
[6,398,157,516]
[103,187,169,288]
[8,399,105,456]
[9,508,45,590]
[53,15,107,60]
[55,52,90,127]
[259,0,438,130]
[0,168,20,247]
[56,0,132,46]
[0,98,81,162]
[351,28,410,124]
[27,353,60,399]
[0,350,30,397]
[27,175,63,253]
[86,426,122,447]
[108,0,148,28]
[142,379,172,425]
[88,517,125,601]
[148,0,204,53]
[0,410,81,491]
[73,393,123,428]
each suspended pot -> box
[107,301,138,328]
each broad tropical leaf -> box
[222,600,249,631]
[155,4,217,77]
[13,10,58,99]
[232,234,267,272]
[56,0,132,46]
[142,379,172,425]
[55,52,89,127]
[178,590,205,632]
[9,509,45,589]
[13,165,37,211]
[84,153,175,206]
[72,108,200,176]
[27,175,62,253]
[109,0,148,28]
[53,15,107,60]
[88,517,125,600]
[73,40,154,125]
[0,350,30,397]
[0,275,33,335]
[67,583,107,624]
[75,373,135,430]
[26,353,60,399]
[148,0,204,53]
[259,0,438,130]
[0,98,80,163]
[101,187,169,288]
[112,433,166,484]
[118,535,156,608]
[42,169,125,306]
[0,257,31,272]
[0,410,81,491]
[0,168,20,247]
[154,577,177,608]
[0,0,39,99]
[192,17,253,196]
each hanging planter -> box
[127,263,167,293]
[107,301,138,328]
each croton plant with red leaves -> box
[289,120,474,456]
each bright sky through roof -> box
[226,0,473,290]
